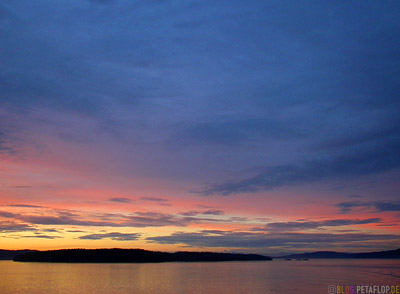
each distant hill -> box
[0,250,38,260]
[13,248,272,263]
[277,248,400,259]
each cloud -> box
[348,195,363,198]
[0,2,399,256]
[0,111,22,155]
[203,209,224,215]
[373,201,400,212]
[22,234,60,239]
[336,201,364,213]
[0,211,18,218]
[0,0,399,194]
[12,208,224,228]
[140,197,169,203]
[41,228,60,233]
[8,185,32,189]
[197,140,400,195]
[0,221,36,233]
[127,211,229,227]
[7,204,44,208]
[147,230,400,249]
[79,232,140,241]
[0,202,232,229]
[140,197,170,206]
[128,211,190,227]
[108,197,132,203]
[181,209,224,216]
[18,215,121,227]
[180,211,199,217]
[265,218,381,232]
[336,201,400,213]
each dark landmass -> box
[13,248,272,263]
[0,250,38,260]
[277,248,400,259]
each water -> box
[1,260,399,294]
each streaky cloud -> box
[140,197,169,203]
[22,235,60,239]
[0,221,37,233]
[79,232,140,241]
[197,140,400,195]
[337,201,400,213]
[265,218,381,232]
[108,197,133,203]
[147,230,400,250]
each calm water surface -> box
[1,260,399,294]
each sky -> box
[0,0,399,255]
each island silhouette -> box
[0,250,38,260]
[12,248,272,263]
[276,248,400,259]
[8,248,400,263]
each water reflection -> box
[1,260,399,294]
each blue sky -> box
[0,0,399,254]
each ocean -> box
[1,259,399,294]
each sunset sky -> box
[1,0,399,255]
